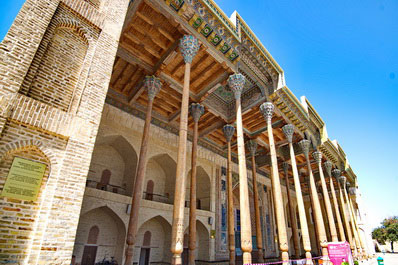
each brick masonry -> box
[0,0,130,264]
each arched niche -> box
[73,206,126,265]
[88,135,138,196]
[135,215,172,263]
[185,166,211,211]
[144,154,176,204]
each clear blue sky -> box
[1,1,397,229]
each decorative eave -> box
[336,142,347,159]
[343,164,357,186]
[300,96,325,129]
[269,86,308,132]
[318,138,340,164]
[232,11,283,75]
[332,140,346,164]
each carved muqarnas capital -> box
[338,175,346,187]
[312,151,322,164]
[282,161,289,175]
[323,161,333,177]
[144,75,162,101]
[282,124,295,143]
[179,35,199,64]
[247,139,257,157]
[260,102,274,123]
[228,73,246,100]
[298,139,311,159]
[332,168,341,179]
[223,124,235,142]
[189,103,204,123]
[349,187,357,196]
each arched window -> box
[97,169,111,190]
[87,225,99,244]
[145,180,154,201]
[143,231,151,247]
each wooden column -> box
[298,140,329,260]
[188,103,204,265]
[313,152,338,242]
[223,124,236,265]
[260,102,289,264]
[333,169,355,252]
[343,181,362,257]
[282,124,313,264]
[305,172,321,255]
[324,161,346,242]
[247,140,264,262]
[171,35,199,265]
[347,188,367,258]
[282,162,300,259]
[125,76,161,265]
[228,74,252,264]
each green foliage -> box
[342,262,349,265]
[354,261,359,265]
[373,216,398,245]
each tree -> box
[372,216,398,252]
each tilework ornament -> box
[298,139,311,158]
[282,124,295,143]
[223,124,235,142]
[228,73,246,100]
[170,0,184,11]
[259,102,274,123]
[201,24,213,37]
[144,76,162,100]
[179,35,200,64]
[189,103,204,122]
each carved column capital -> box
[144,75,162,101]
[282,161,289,175]
[223,124,235,143]
[332,168,341,179]
[338,175,347,187]
[259,102,274,123]
[324,161,333,177]
[349,187,357,196]
[228,73,246,100]
[247,139,257,157]
[189,103,204,123]
[282,124,295,143]
[179,35,200,64]
[298,139,311,159]
[312,151,322,164]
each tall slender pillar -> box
[188,103,204,265]
[282,162,300,259]
[228,73,252,263]
[298,140,329,260]
[324,161,346,242]
[305,173,321,255]
[333,169,354,253]
[223,124,236,265]
[247,140,264,262]
[260,102,289,264]
[348,186,367,257]
[171,35,200,265]
[313,152,338,242]
[323,161,346,242]
[125,76,161,265]
[282,124,313,264]
[344,182,362,258]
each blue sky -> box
[1,1,397,229]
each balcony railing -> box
[86,179,127,196]
[142,192,172,204]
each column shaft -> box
[289,144,313,264]
[227,141,235,265]
[171,62,191,265]
[283,165,300,259]
[337,182,354,251]
[235,97,252,263]
[188,120,199,265]
[314,155,338,242]
[329,178,346,241]
[343,187,361,256]
[307,176,321,255]
[252,155,264,262]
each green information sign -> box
[1,157,47,201]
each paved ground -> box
[374,253,398,265]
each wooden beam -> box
[121,0,143,32]
[117,46,153,72]
[199,120,225,138]
[197,72,229,102]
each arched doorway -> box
[73,206,126,264]
[139,231,152,265]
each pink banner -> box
[328,242,354,265]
